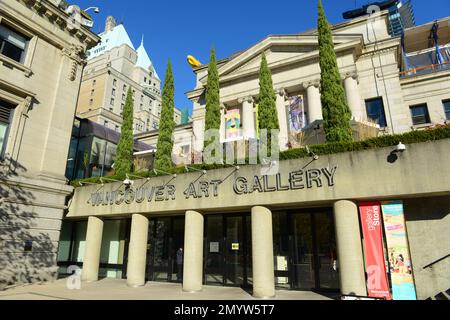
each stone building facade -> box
[76,16,181,135]
[186,12,450,152]
[0,0,99,288]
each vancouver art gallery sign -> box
[87,166,338,207]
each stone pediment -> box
[200,34,363,84]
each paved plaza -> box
[0,278,334,300]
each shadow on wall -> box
[0,157,58,291]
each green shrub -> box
[71,126,450,188]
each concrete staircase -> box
[426,288,450,300]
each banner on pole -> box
[359,202,391,300]
[381,201,417,300]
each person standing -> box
[176,247,183,281]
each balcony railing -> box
[400,61,450,78]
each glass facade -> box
[57,210,339,292]
[57,219,129,279]
[65,117,152,180]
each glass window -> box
[104,142,116,176]
[365,97,387,128]
[65,136,79,180]
[99,220,128,279]
[0,24,29,63]
[123,84,127,92]
[112,88,116,96]
[443,100,450,120]
[113,79,117,87]
[90,137,106,177]
[110,98,115,105]
[410,104,430,125]
[0,100,15,157]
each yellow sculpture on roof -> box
[187,55,202,68]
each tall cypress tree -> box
[258,52,279,155]
[114,88,134,177]
[318,0,353,143]
[204,47,221,149]
[154,60,175,171]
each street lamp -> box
[84,7,100,14]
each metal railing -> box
[400,61,450,78]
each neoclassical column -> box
[183,210,204,292]
[239,96,256,140]
[251,206,275,298]
[81,216,104,282]
[303,80,322,124]
[220,104,226,143]
[333,200,367,296]
[343,72,364,121]
[276,89,289,151]
[192,97,205,154]
[126,214,149,287]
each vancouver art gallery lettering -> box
[87,166,338,206]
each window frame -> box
[0,99,16,159]
[0,17,36,75]
[443,99,450,121]
[365,97,388,128]
[409,103,431,126]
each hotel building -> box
[76,16,182,135]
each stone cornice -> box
[8,0,100,49]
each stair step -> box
[434,292,449,300]
[443,290,450,300]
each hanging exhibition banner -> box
[288,95,306,133]
[359,202,392,300]
[225,108,241,139]
[381,201,417,300]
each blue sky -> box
[75,0,450,114]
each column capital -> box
[342,71,359,82]
[302,80,320,90]
[276,88,287,98]
[238,96,254,104]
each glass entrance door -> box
[146,216,185,283]
[290,210,339,291]
[204,214,251,288]
[273,210,339,291]
[291,213,316,289]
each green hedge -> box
[71,125,450,188]
[280,125,450,160]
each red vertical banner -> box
[359,202,392,300]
